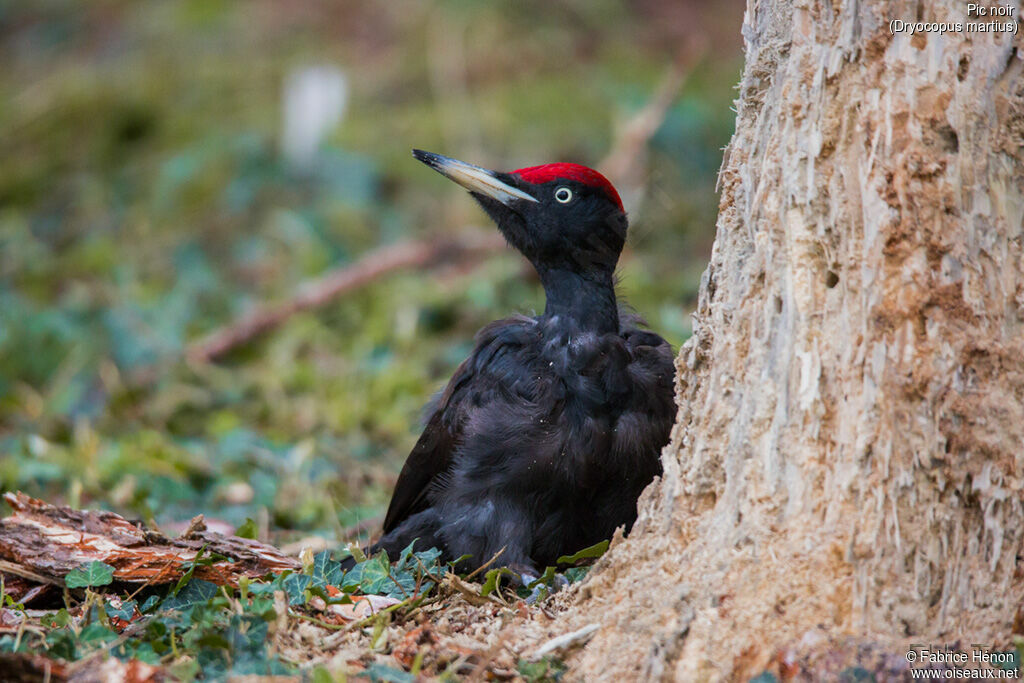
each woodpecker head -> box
[413,150,627,277]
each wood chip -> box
[529,623,600,660]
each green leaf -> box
[116,640,161,665]
[311,666,334,683]
[555,540,609,565]
[280,573,312,605]
[229,614,269,653]
[162,578,219,611]
[249,595,277,621]
[169,552,202,597]
[196,632,232,651]
[169,545,230,597]
[357,662,417,682]
[347,545,367,564]
[563,566,590,583]
[234,518,258,539]
[78,623,118,646]
[43,609,73,628]
[139,594,161,612]
[306,585,351,606]
[104,599,137,621]
[341,555,389,595]
[3,593,24,611]
[480,568,517,597]
[415,547,444,567]
[65,561,115,588]
[517,656,567,682]
[45,629,77,661]
[528,566,557,589]
[169,657,201,681]
[309,549,345,588]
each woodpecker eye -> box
[554,187,573,203]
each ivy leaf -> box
[139,594,162,613]
[414,547,444,568]
[309,550,344,588]
[341,554,391,595]
[162,579,219,611]
[564,566,590,583]
[358,662,417,682]
[105,599,137,621]
[306,585,351,606]
[78,623,118,646]
[65,561,115,588]
[45,629,77,661]
[280,573,312,605]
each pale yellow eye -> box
[555,187,573,203]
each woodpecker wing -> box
[381,407,455,533]
[382,315,538,533]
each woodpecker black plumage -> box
[368,150,675,579]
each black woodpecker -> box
[369,150,676,581]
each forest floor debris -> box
[0,493,595,681]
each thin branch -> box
[599,43,707,198]
[185,232,505,363]
[0,560,62,587]
[463,546,505,581]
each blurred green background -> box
[0,0,742,544]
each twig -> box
[298,593,429,636]
[463,546,505,581]
[186,232,505,363]
[340,515,382,543]
[124,555,179,602]
[443,574,505,607]
[599,43,707,200]
[0,560,62,587]
[529,623,600,660]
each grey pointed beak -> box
[413,149,538,206]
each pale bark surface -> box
[566,1,1024,679]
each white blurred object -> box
[281,65,348,169]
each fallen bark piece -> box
[0,567,58,606]
[0,492,300,588]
